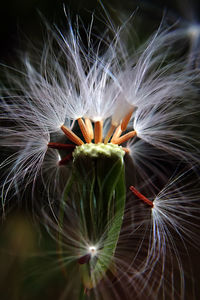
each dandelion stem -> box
[94,121,103,143]
[84,118,94,140]
[61,125,84,145]
[122,147,130,153]
[48,142,75,150]
[111,125,122,143]
[129,185,154,208]
[58,153,73,165]
[78,254,91,265]
[112,130,136,145]
[104,124,116,144]
[78,118,92,143]
[121,108,134,131]
[79,285,89,300]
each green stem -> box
[59,144,126,290]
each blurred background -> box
[0,0,200,299]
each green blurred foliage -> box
[0,212,67,300]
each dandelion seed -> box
[129,185,154,208]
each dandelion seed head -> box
[2,18,199,206]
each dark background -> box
[1,0,200,62]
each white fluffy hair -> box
[0,16,199,206]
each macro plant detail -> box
[0,12,200,300]
[47,109,147,290]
